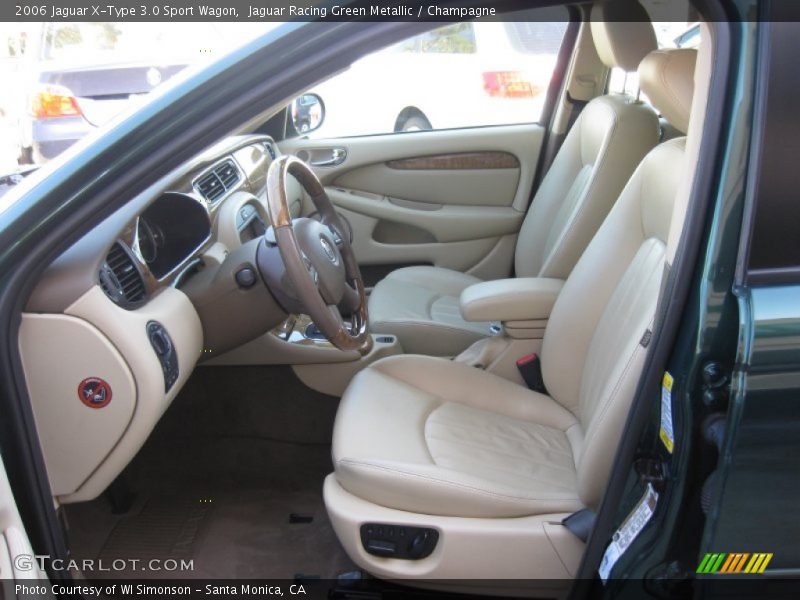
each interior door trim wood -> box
[386,152,520,171]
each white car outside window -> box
[305,13,569,138]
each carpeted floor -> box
[64,366,355,579]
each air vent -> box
[215,160,239,188]
[264,143,277,160]
[194,159,240,204]
[195,171,225,202]
[99,243,147,308]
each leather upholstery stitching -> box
[425,433,578,478]
[579,340,642,468]
[424,419,576,459]
[338,458,580,503]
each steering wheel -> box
[261,155,371,354]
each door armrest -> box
[459,278,564,323]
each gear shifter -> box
[304,322,326,340]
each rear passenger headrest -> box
[590,1,657,71]
[639,48,698,134]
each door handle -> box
[309,148,347,167]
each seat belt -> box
[516,353,548,394]
[563,508,596,542]
[565,91,589,131]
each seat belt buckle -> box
[516,353,548,394]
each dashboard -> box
[93,137,281,311]
[135,193,211,280]
[20,134,301,504]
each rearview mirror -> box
[290,93,325,135]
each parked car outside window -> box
[16,22,268,164]
[304,12,569,138]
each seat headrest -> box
[590,1,657,71]
[639,48,698,134]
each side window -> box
[398,22,477,54]
[746,22,800,279]
[305,10,569,138]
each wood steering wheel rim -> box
[266,155,372,354]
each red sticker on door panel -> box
[78,377,112,409]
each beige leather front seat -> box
[368,5,660,356]
[325,47,698,586]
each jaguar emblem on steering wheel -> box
[320,237,337,264]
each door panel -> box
[335,158,520,208]
[328,188,523,242]
[0,453,49,591]
[280,124,544,279]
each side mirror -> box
[290,93,325,135]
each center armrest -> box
[459,278,564,323]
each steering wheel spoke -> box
[300,252,320,286]
[326,303,345,327]
[331,227,345,248]
[340,280,361,313]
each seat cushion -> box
[368,266,492,356]
[332,355,585,518]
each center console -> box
[454,277,566,386]
[274,314,403,396]
[209,313,403,396]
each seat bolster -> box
[368,267,490,355]
[372,355,578,430]
[514,95,659,280]
[333,356,584,517]
[377,266,483,295]
[333,365,440,466]
[336,458,582,518]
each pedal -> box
[289,513,314,524]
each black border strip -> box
[4,0,792,22]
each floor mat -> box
[70,488,352,579]
[65,366,356,580]
[99,497,211,562]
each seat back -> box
[514,2,659,279]
[540,47,698,508]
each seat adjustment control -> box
[365,540,396,557]
[360,523,438,560]
[408,530,432,559]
